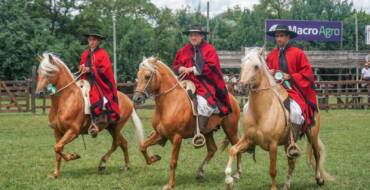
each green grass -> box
[0,110,369,190]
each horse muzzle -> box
[133,91,147,105]
[35,88,48,98]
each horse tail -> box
[131,108,145,148]
[306,137,334,181]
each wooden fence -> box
[0,80,30,112]
[316,80,370,110]
[1,79,370,113]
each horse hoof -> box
[233,173,240,181]
[98,161,106,174]
[225,176,234,190]
[225,180,234,190]
[316,178,325,186]
[196,169,205,181]
[196,174,204,181]
[281,184,289,190]
[162,184,173,190]
[66,153,81,161]
[47,173,58,180]
[149,155,161,164]
[120,165,130,171]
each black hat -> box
[183,25,208,35]
[83,30,106,40]
[266,25,298,39]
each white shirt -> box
[361,68,370,78]
[365,54,370,63]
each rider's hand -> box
[283,73,291,80]
[179,66,193,74]
[79,65,90,73]
[269,69,276,75]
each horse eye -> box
[145,75,151,80]
[254,65,259,70]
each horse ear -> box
[36,55,43,62]
[48,54,55,65]
[142,56,147,61]
[259,45,266,56]
[153,56,159,63]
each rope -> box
[55,70,86,94]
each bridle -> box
[134,68,187,99]
[39,68,85,96]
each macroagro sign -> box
[265,19,342,42]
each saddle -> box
[76,80,91,115]
[179,80,197,116]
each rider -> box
[79,30,120,138]
[266,25,318,158]
[172,25,232,142]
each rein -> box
[135,71,187,98]
[248,80,281,93]
[55,71,86,94]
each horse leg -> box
[223,121,242,180]
[117,133,130,171]
[196,132,217,180]
[140,131,163,165]
[225,136,250,190]
[269,144,278,190]
[49,129,79,179]
[282,145,296,190]
[163,134,182,190]
[48,129,62,179]
[306,126,332,186]
[98,128,119,174]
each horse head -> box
[240,47,273,89]
[35,53,72,97]
[133,57,162,105]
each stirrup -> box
[192,133,206,149]
[88,123,99,138]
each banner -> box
[366,25,370,45]
[265,19,342,42]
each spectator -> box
[366,51,370,64]
[361,63,370,81]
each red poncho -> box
[266,46,318,130]
[80,48,120,122]
[172,42,231,116]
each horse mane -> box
[39,52,74,78]
[242,48,277,88]
[139,56,178,80]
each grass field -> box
[0,109,370,190]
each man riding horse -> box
[172,25,232,143]
[79,30,120,137]
[266,25,318,158]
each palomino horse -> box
[224,49,333,190]
[36,53,145,178]
[133,57,241,190]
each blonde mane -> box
[39,53,74,78]
[242,48,277,87]
[139,57,178,80]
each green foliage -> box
[0,0,369,81]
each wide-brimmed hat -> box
[183,25,208,35]
[266,25,297,39]
[83,30,106,40]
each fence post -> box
[31,66,36,114]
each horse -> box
[224,48,333,190]
[132,57,242,190]
[35,53,146,179]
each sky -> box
[150,0,370,16]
